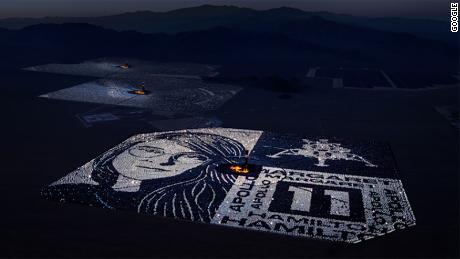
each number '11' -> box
[288,186,350,216]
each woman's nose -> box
[160,156,175,166]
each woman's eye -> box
[128,145,164,158]
[141,146,164,154]
[176,154,208,163]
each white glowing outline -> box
[267,139,377,167]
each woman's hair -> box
[91,131,246,222]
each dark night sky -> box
[0,0,454,19]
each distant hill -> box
[0,17,457,87]
[0,5,456,45]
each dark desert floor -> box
[0,69,458,257]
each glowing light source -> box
[130,89,147,95]
[229,165,250,174]
[120,63,130,69]
[128,82,148,95]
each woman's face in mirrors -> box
[112,139,209,180]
